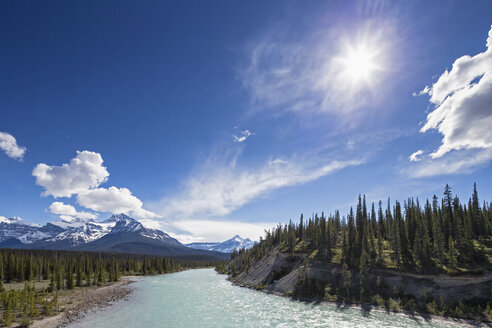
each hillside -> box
[222,184,492,322]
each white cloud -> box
[33,150,157,220]
[419,25,492,159]
[409,149,423,162]
[411,26,492,176]
[33,151,109,198]
[77,186,159,219]
[48,201,98,221]
[0,131,26,160]
[155,155,362,219]
[233,129,253,143]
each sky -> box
[1,0,492,243]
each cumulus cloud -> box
[410,26,492,177]
[418,25,492,159]
[233,129,253,143]
[33,150,157,220]
[33,151,109,198]
[155,155,362,219]
[48,201,98,221]
[0,131,26,160]
[77,187,159,219]
[409,150,424,162]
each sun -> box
[341,45,378,84]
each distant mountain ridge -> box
[186,235,256,253]
[0,214,227,260]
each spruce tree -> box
[448,237,458,272]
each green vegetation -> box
[225,184,492,322]
[0,249,217,326]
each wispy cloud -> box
[141,218,276,243]
[407,149,492,178]
[410,25,492,176]
[152,151,363,220]
[241,21,396,118]
[409,149,423,162]
[233,129,254,143]
[0,131,26,161]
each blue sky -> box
[1,0,492,243]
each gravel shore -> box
[30,278,135,328]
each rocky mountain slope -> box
[228,247,492,304]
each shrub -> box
[389,298,401,312]
[372,294,385,307]
[426,300,438,315]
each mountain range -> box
[186,235,256,253]
[0,214,248,260]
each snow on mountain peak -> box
[0,213,179,248]
[0,216,39,227]
[186,235,256,253]
[104,214,134,222]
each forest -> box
[224,184,492,322]
[0,249,216,326]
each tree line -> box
[0,249,213,289]
[233,183,490,274]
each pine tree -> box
[347,207,357,270]
[48,268,55,293]
[448,237,458,272]
[76,261,82,287]
[359,226,370,300]
[342,263,352,297]
[56,264,63,290]
[392,203,402,268]
[288,229,296,254]
[66,263,74,289]
[432,195,445,268]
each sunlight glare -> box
[341,44,379,84]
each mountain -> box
[186,235,256,253]
[0,216,64,245]
[0,214,227,260]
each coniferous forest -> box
[224,184,492,322]
[0,249,216,326]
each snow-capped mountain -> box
[0,214,227,259]
[45,218,116,246]
[0,216,63,245]
[0,215,177,250]
[102,214,180,245]
[186,235,256,253]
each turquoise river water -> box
[67,268,469,328]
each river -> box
[67,268,469,328]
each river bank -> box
[229,278,491,328]
[30,278,135,328]
[226,248,492,326]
